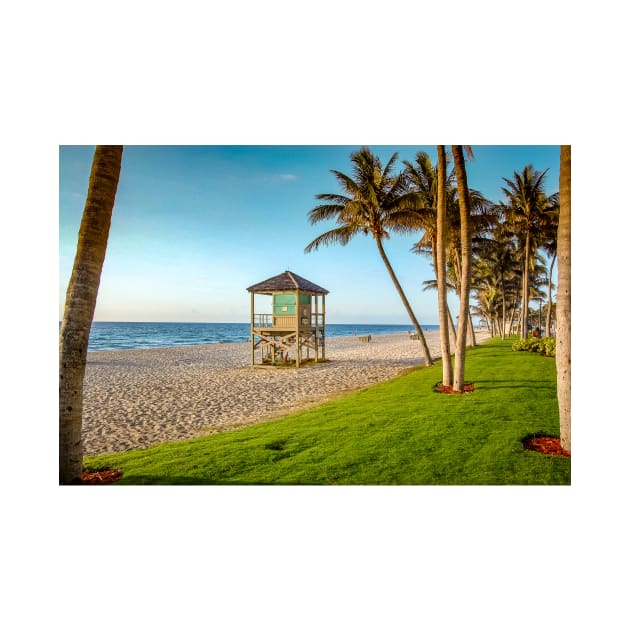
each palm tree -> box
[59,146,123,484]
[540,194,559,335]
[405,150,490,350]
[556,146,571,453]
[436,145,452,386]
[514,251,550,335]
[404,149,454,382]
[501,165,553,339]
[304,147,433,366]
[440,184,493,348]
[451,146,473,392]
[473,226,519,339]
[472,283,500,335]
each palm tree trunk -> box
[557,146,571,453]
[500,277,507,340]
[467,310,477,346]
[451,250,462,297]
[447,304,457,341]
[59,146,123,484]
[508,293,519,336]
[374,235,433,366]
[436,146,452,385]
[452,146,473,392]
[446,306,457,354]
[520,234,531,339]
[546,253,556,336]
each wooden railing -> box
[254,313,273,327]
[253,313,325,329]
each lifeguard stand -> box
[247,271,328,367]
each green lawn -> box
[85,337,570,485]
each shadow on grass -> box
[113,475,317,485]
[474,379,556,391]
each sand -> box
[82,329,490,456]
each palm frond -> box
[385,208,431,234]
[330,169,361,196]
[308,204,345,224]
[315,193,352,204]
[382,151,400,181]
[304,225,360,253]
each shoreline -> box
[87,329,420,352]
[82,329,490,457]
[85,326,441,353]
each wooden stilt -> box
[296,289,301,368]
[314,294,319,362]
[322,293,326,360]
[250,292,255,366]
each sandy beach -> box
[82,329,490,456]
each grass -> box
[85,337,570,485]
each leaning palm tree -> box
[305,147,433,366]
[59,146,123,484]
[556,146,571,453]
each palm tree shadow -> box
[474,379,555,391]
[112,475,313,486]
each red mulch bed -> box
[81,468,123,484]
[522,436,571,458]
[435,382,474,394]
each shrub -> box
[541,337,556,357]
[512,337,555,357]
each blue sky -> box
[59,145,560,325]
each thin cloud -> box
[226,173,298,184]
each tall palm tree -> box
[404,149,457,379]
[501,165,553,339]
[451,146,473,392]
[405,150,490,350]
[556,146,571,453]
[436,146,452,386]
[439,184,492,348]
[540,193,559,335]
[59,146,123,484]
[305,147,433,366]
[513,251,550,334]
[473,227,519,339]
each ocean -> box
[85,322,440,352]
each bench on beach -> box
[357,335,371,343]
[409,333,420,340]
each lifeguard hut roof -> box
[246,271,329,295]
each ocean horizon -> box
[80,321,440,352]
